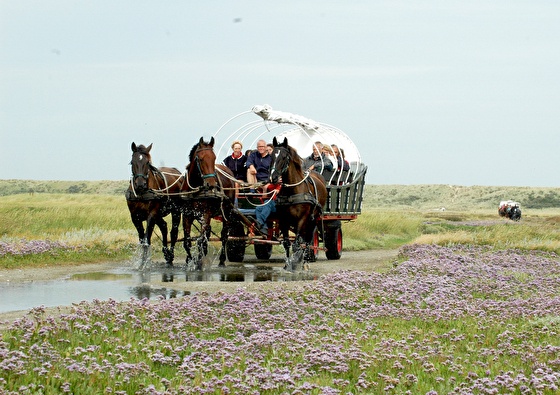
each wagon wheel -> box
[226,222,246,262]
[325,221,342,260]
[254,243,272,260]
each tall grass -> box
[0,194,132,236]
[343,210,424,250]
[417,213,560,253]
[0,194,136,267]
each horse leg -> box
[166,211,181,266]
[141,214,161,265]
[302,220,317,264]
[279,221,292,270]
[218,221,228,267]
[182,215,193,264]
[194,217,211,270]
[130,215,150,265]
[289,215,312,271]
[289,234,305,271]
[131,217,146,245]
[155,216,172,267]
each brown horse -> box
[269,136,328,270]
[126,142,183,266]
[180,137,237,269]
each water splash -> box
[131,244,152,270]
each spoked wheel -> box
[226,222,246,262]
[325,221,342,260]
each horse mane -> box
[287,145,304,173]
[188,137,216,163]
[187,142,200,164]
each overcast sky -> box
[1,1,559,187]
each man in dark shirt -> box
[246,139,272,185]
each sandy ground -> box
[0,249,399,329]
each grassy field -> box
[1,180,559,268]
[1,181,560,394]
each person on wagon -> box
[246,139,272,190]
[223,140,247,182]
[331,144,350,172]
[223,140,247,205]
[303,141,333,174]
[255,182,281,235]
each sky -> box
[1,1,559,187]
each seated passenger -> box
[254,183,281,234]
[223,140,247,182]
[223,140,247,204]
[322,144,337,168]
[303,141,333,174]
[331,144,350,172]
[246,139,271,189]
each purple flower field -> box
[0,238,75,257]
[1,244,560,394]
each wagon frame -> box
[213,105,367,263]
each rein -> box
[272,146,311,187]
[129,158,184,198]
[274,145,321,206]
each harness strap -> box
[125,189,162,201]
[276,192,318,207]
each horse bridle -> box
[192,146,217,181]
[271,146,291,179]
[130,153,152,181]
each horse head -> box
[269,136,293,184]
[130,142,153,192]
[187,137,218,187]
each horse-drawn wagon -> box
[214,104,367,269]
[498,200,522,221]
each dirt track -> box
[0,249,399,328]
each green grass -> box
[1,186,560,268]
[0,194,137,268]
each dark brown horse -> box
[126,142,183,266]
[181,137,237,269]
[269,136,328,270]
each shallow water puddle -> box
[0,261,316,314]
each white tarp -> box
[214,104,364,172]
[252,104,320,131]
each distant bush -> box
[525,191,560,209]
[362,184,560,210]
[0,180,128,196]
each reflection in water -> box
[220,272,245,282]
[0,259,318,314]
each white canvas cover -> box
[499,200,520,207]
[213,104,363,174]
